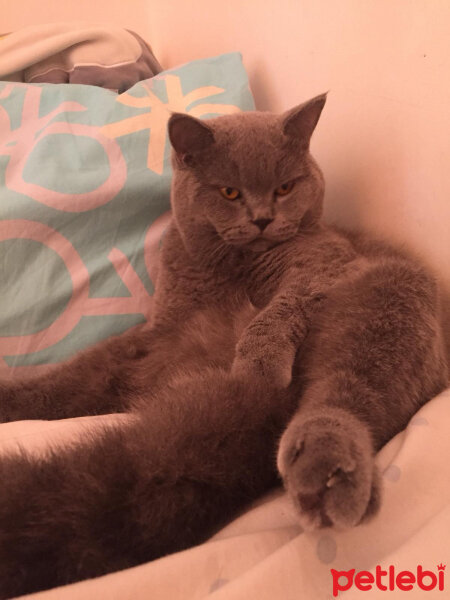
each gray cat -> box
[0,94,447,598]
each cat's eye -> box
[220,187,241,200]
[275,181,295,196]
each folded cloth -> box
[0,22,162,92]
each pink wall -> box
[1,0,150,39]
[148,0,450,295]
[3,1,450,294]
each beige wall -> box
[3,1,450,292]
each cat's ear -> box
[282,93,327,146]
[168,113,215,164]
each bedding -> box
[1,386,449,599]
[0,23,162,91]
[0,52,254,377]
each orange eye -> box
[275,181,295,196]
[220,187,241,200]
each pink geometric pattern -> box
[102,74,241,174]
[0,84,127,212]
[0,217,167,372]
[0,53,254,375]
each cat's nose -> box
[252,218,273,231]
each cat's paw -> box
[277,409,380,530]
[231,334,296,389]
[231,353,293,389]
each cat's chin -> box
[245,238,280,252]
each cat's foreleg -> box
[231,286,324,389]
[0,325,165,422]
[230,257,361,388]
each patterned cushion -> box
[0,53,255,374]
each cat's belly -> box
[168,301,259,372]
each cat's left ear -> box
[282,93,327,147]
[168,113,215,165]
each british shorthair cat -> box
[0,94,447,598]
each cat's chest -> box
[245,245,294,305]
[245,232,352,305]
[157,227,357,318]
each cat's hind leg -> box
[0,369,294,598]
[278,257,448,529]
[0,302,256,423]
[0,325,170,422]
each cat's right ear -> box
[282,93,327,148]
[168,113,215,166]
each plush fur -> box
[0,94,447,598]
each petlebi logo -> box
[331,564,445,596]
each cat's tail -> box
[0,369,294,599]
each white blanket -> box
[2,388,449,600]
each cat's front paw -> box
[231,335,296,389]
[231,353,292,389]
[277,409,380,530]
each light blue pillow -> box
[0,52,255,373]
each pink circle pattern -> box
[0,219,165,364]
[0,84,166,374]
[0,84,127,211]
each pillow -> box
[0,52,255,375]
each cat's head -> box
[168,94,326,253]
